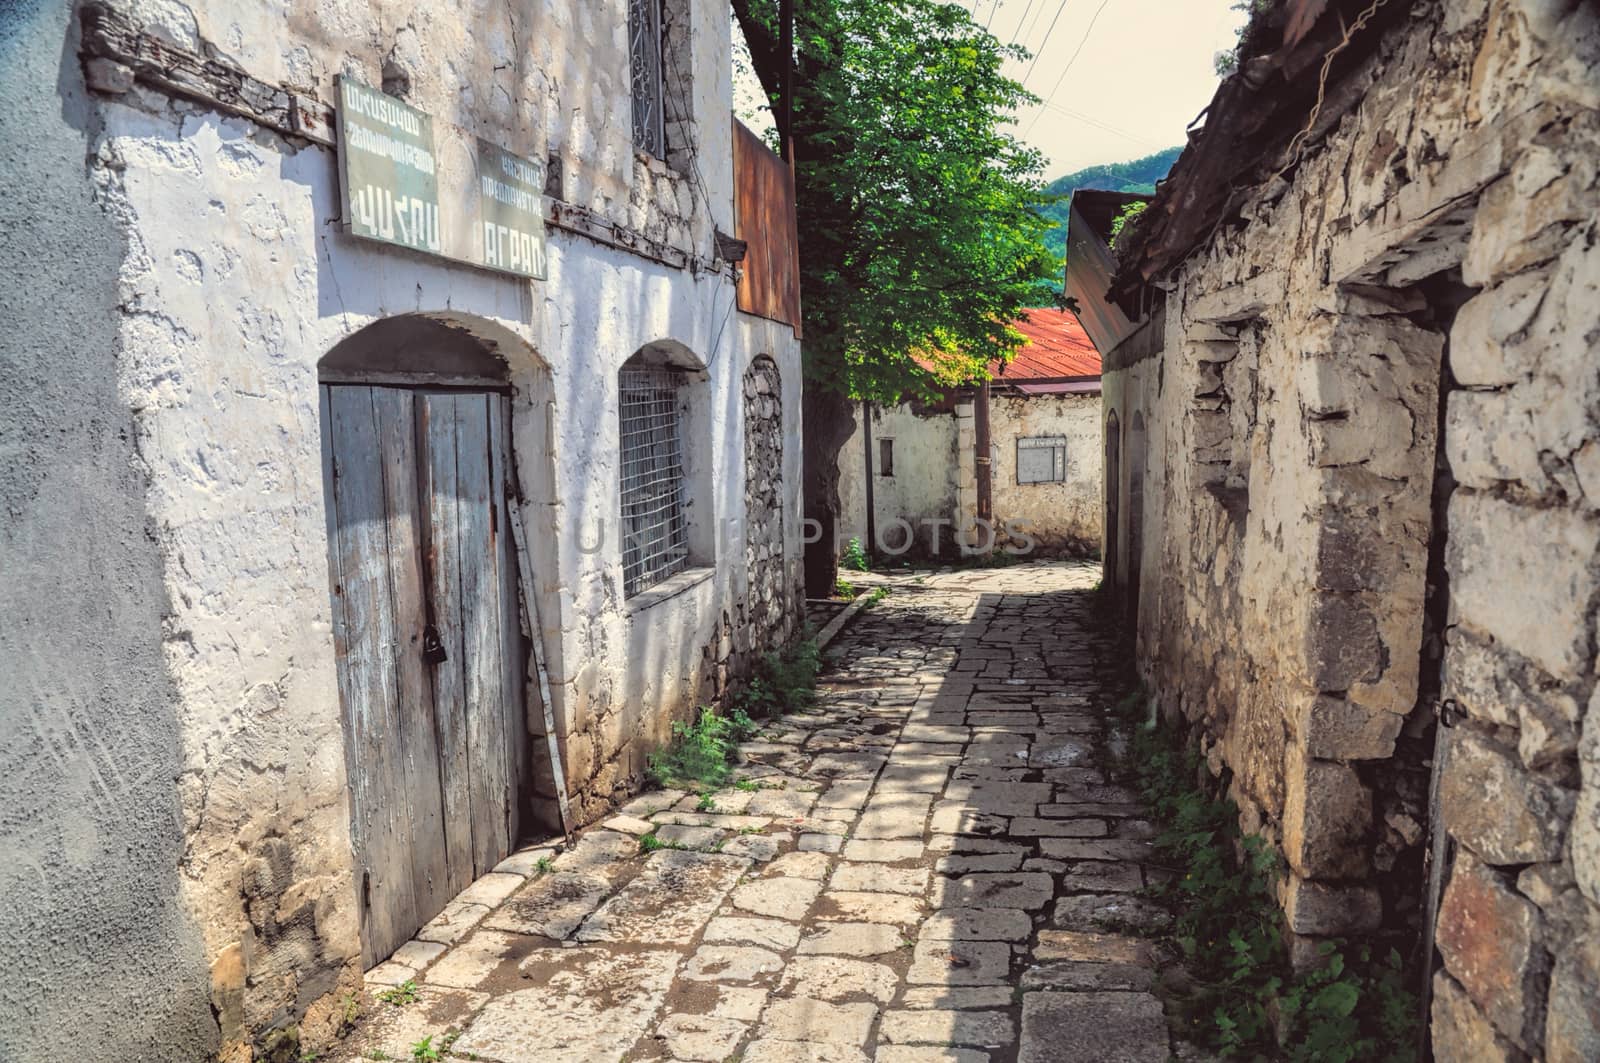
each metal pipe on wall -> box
[862,399,876,559]
[975,380,993,529]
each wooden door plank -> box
[489,396,529,846]
[372,387,452,924]
[419,393,476,895]
[453,393,512,874]
[326,385,418,966]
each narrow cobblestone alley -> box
[339,561,1175,1063]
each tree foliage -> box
[734,0,1057,404]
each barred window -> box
[1017,436,1068,484]
[620,365,689,595]
[629,0,666,157]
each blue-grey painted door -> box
[321,385,528,966]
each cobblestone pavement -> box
[338,560,1177,1063]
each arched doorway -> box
[1127,409,1147,622]
[319,315,534,965]
[1104,409,1121,590]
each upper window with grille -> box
[1017,436,1069,484]
[629,0,666,157]
[620,363,690,596]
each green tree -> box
[734,0,1056,593]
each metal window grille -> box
[620,366,689,595]
[629,0,666,157]
[1017,436,1069,484]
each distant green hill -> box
[1038,145,1182,262]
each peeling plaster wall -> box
[111,0,729,253]
[0,4,219,1062]
[838,394,1102,559]
[1106,0,1600,1055]
[837,402,961,558]
[989,392,1102,552]
[51,0,801,1055]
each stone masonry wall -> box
[740,355,798,661]
[989,391,1103,555]
[1114,1,1600,1056]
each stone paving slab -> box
[1018,991,1169,1063]
[333,562,1180,1063]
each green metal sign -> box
[335,76,441,255]
[335,76,548,281]
[476,139,548,279]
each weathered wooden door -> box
[321,385,529,966]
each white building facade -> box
[2,1,802,1058]
[838,309,1103,561]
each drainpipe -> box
[974,380,993,534]
[861,399,876,560]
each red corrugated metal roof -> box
[993,307,1102,381]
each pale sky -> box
[991,0,1248,175]
[732,0,1247,179]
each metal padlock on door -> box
[422,623,448,665]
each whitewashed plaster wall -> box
[988,392,1102,550]
[837,403,961,557]
[839,396,1102,559]
[85,0,800,1050]
[118,0,734,249]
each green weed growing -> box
[377,981,420,1007]
[841,537,870,572]
[646,707,760,790]
[730,639,820,721]
[1111,690,1418,1060]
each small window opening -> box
[620,364,689,595]
[629,0,667,157]
[879,438,895,477]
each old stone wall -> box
[739,355,799,661]
[838,393,1102,560]
[989,392,1102,554]
[1107,0,1600,1055]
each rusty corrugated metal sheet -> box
[1065,199,1139,355]
[992,307,1101,380]
[733,118,802,335]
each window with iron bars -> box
[619,365,690,596]
[629,0,666,158]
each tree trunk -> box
[802,386,855,597]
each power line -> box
[1007,0,1040,46]
[1033,100,1159,147]
[1023,0,1115,135]
[1017,0,1071,88]
[1019,0,1053,49]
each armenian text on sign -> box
[476,139,547,279]
[336,76,441,254]
[335,78,547,279]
